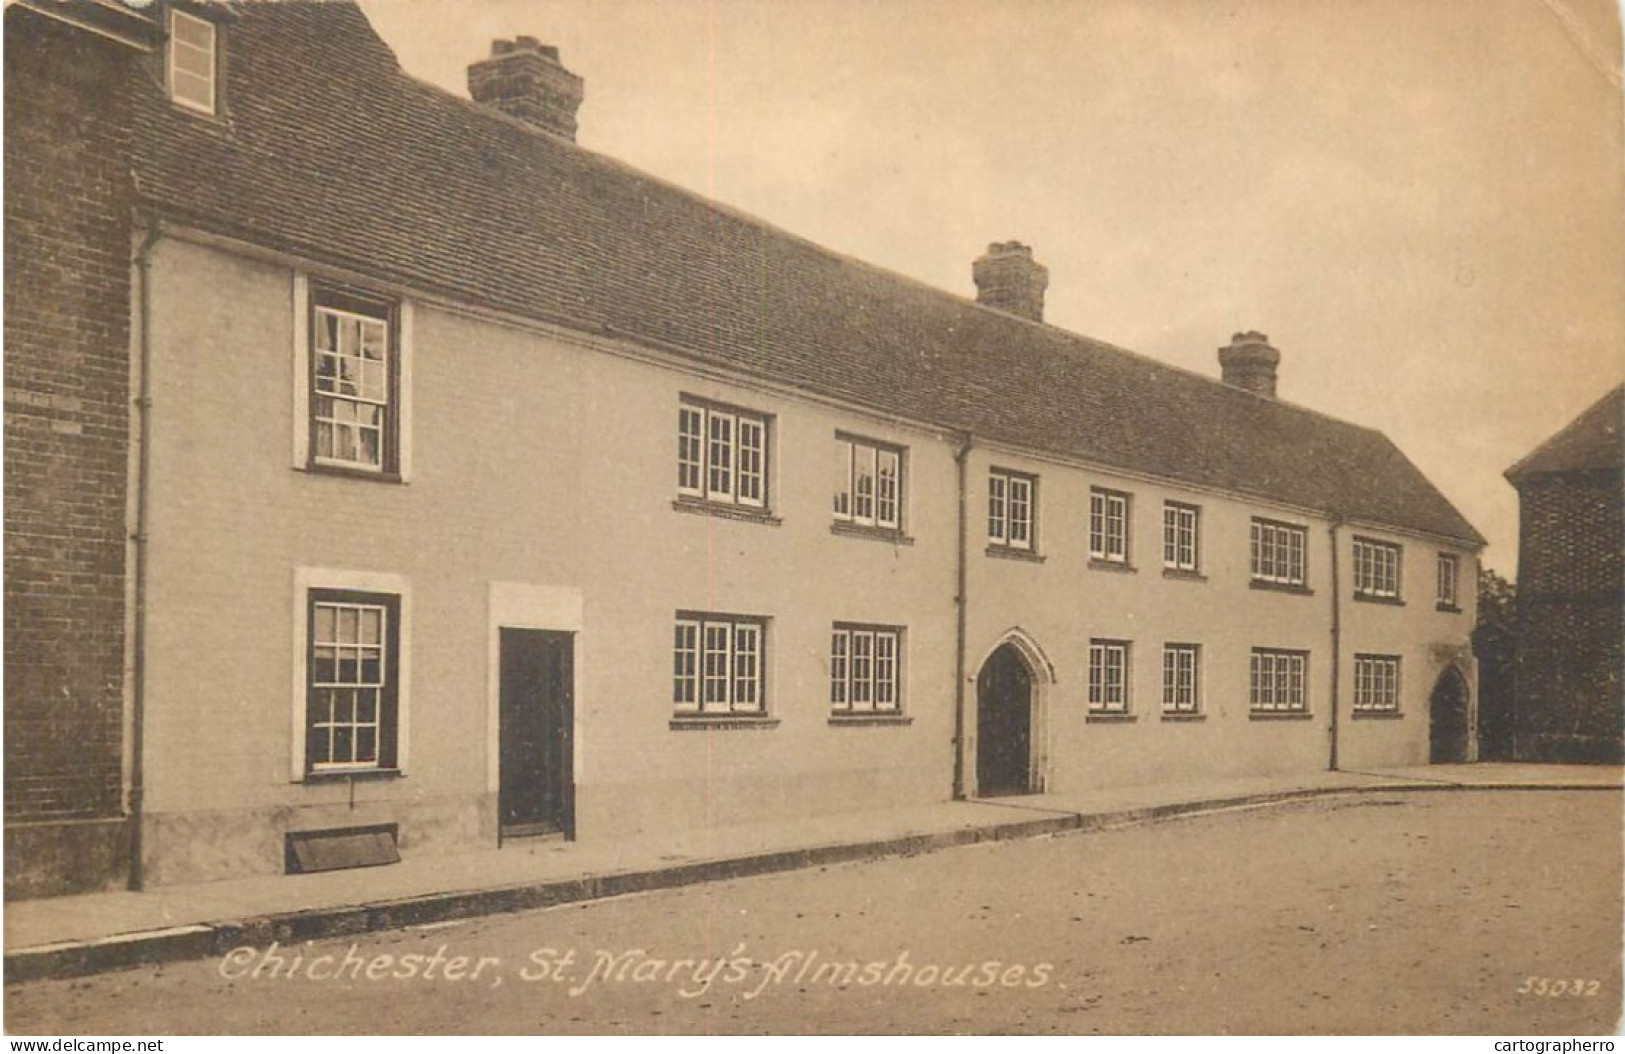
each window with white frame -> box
[833,436,904,532]
[305,589,400,774]
[1249,648,1308,713]
[1089,488,1131,563]
[308,285,400,475]
[1251,518,1308,587]
[830,624,903,714]
[1087,639,1131,714]
[1436,552,1460,609]
[988,468,1037,551]
[673,613,766,715]
[1353,537,1403,600]
[677,398,769,509]
[1162,643,1200,713]
[1354,654,1401,713]
[1162,502,1200,572]
[168,8,218,114]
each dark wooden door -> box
[499,629,574,836]
[1429,666,1471,764]
[976,644,1032,796]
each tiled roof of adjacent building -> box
[1505,384,1625,483]
[129,1,1483,545]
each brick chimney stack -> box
[1218,331,1282,398]
[468,37,584,141]
[973,242,1048,323]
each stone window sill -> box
[300,463,406,485]
[672,498,783,527]
[1162,568,1206,582]
[1085,712,1137,724]
[985,545,1045,564]
[1435,603,1463,614]
[1160,712,1206,722]
[669,715,781,731]
[1248,711,1314,721]
[1353,593,1406,607]
[299,768,405,785]
[830,522,914,546]
[828,714,913,727]
[1088,558,1136,574]
[1249,579,1314,597]
[1351,710,1404,720]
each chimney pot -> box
[1218,331,1282,398]
[469,37,584,141]
[973,241,1048,322]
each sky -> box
[357,0,1625,578]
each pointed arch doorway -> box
[1429,665,1472,763]
[976,642,1037,796]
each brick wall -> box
[1513,470,1624,764]
[3,5,137,893]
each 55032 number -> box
[1517,977,1600,997]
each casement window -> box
[1436,553,1460,609]
[1250,518,1308,587]
[1161,643,1201,713]
[1353,537,1403,600]
[1087,639,1131,714]
[830,624,903,714]
[677,398,769,509]
[833,436,904,532]
[1089,488,1131,564]
[673,613,766,715]
[1354,654,1402,713]
[167,8,218,115]
[988,468,1037,551]
[1162,502,1200,572]
[1249,648,1308,713]
[296,283,405,478]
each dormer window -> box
[168,8,218,115]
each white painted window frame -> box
[1250,518,1308,586]
[1087,639,1131,714]
[167,8,217,115]
[1354,654,1402,712]
[677,397,770,509]
[1161,643,1201,713]
[1089,488,1131,563]
[1353,537,1403,599]
[291,274,414,481]
[830,623,903,714]
[290,567,412,781]
[1162,502,1200,572]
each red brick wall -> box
[3,6,137,891]
[1512,470,1624,764]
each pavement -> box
[4,762,1618,984]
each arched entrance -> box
[1429,665,1472,763]
[976,643,1035,796]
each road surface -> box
[6,790,1619,1034]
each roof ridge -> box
[394,50,1388,446]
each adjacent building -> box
[4,0,1486,899]
[1505,385,1624,764]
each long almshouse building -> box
[4,0,1485,899]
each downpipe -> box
[128,220,161,891]
[951,432,974,800]
[1327,518,1343,772]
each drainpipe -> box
[128,220,161,891]
[1327,518,1343,772]
[951,432,974,800]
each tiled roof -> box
[130,1,1483,545]
[1505,384,1625,482]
